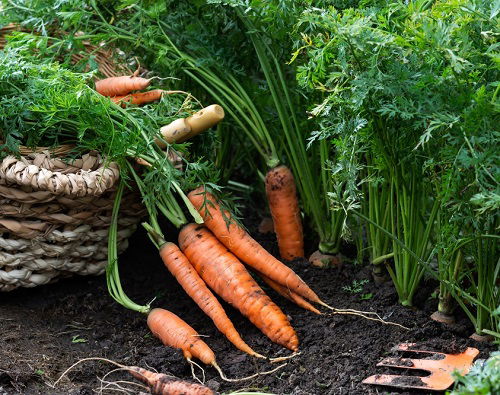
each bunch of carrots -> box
[97,72,404,385]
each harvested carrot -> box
[178,224,299,351]
[265,165,304,260]
[256,271,321,315]
[129,366,214,395]
[111,89,164,106]
[187,187,322,305]
[95,75,150,96]
[147,308,288,381]
[53,357,214,395]
[148,308,216,365]
[159,242,265,359]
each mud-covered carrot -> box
[54,357,214,395]
[187,187,322,305]
[257,272,321,315]
[129,366,214,395]
[178,224,299,351]
[265,165,304,260]
[159,242,265,358]
[95,75,150,96]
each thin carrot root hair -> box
[211,362,287,382]
[317,301,410,330]
[268,351,301,363]
[187,359,206,385]
[53,357,129,387]
[98,367,149,394]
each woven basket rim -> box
[0,143,76,158]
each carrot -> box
[256,272,321,315]
[187,187,323,305]
[178,224,299,351]
[159,242,265,359]
[129,366,214,395]
[54,357,214,395]
[111,89,164,106]
[147,308,216,365]
[147,308,288,381]
[265,165,304,260]
[95,75,150,96]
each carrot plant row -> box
[1,0,497,350]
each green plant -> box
[342,279,368,294]
[71,335,87,344]
[293,0,499,308]
[448,352,500,395]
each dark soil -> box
[0,219,495,395]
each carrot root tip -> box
[268,351,301,363]
[212,362,287,382]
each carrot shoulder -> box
[95,75,150,97]
[178,224,299,351]
[187,187,322,305]
[147,308,216,365]
[159,242,264,358]
[265,165,304,260]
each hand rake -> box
[363,343,479,391]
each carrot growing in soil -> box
[179,223,299,351]
[188,187,321,304]
[265,165,304,260]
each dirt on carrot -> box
[265,165,304,261]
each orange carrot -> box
[256,272,321,315]
[95,75,150,96]
[178,224,299,351]
[129,366,214,395]
[147,308,216,365]
[111,89,164,106]
[187,187,323,305]
[159,242,264,358]
[265,165,304,260]
[147,308,288,381]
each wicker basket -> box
[0,26,144,291]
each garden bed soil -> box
[0,218,495,395]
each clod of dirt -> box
[308,250,342,268]
[430,311,455,325]
[258,217,274,234]
[469,333,495,343]
[391,375,426,386]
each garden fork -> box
[363,342,479,391]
